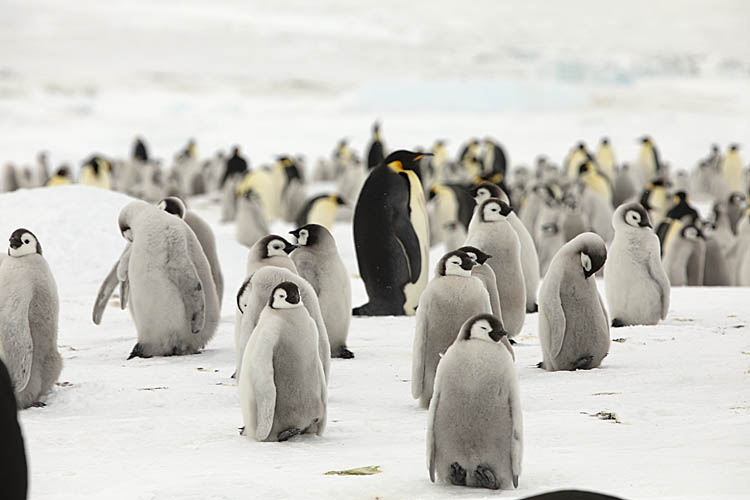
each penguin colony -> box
[0,129,747,496]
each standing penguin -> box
[605,203,670,327]
[295,194,346,231]
[469,183,540,313]
[595,137,616,182]
[236,190,271,249]
[79,155,112,190]
[93,201,219,359]
[158,197,224,306]
[464,198,526,338]
[635,136,661,185]
[239,282,326,442]
[538,232,609,371]
[457,246,503,322]
[702,225,732,286]
[366,121,385,169]
[0,358,27,499]
[289,224,353,359]
[411,250,491,408]
[721,144,744,194]
[727,192,747,234]
[353,150,431,316]
[537,220,566,278]
[663,225,706,286]
[0,229,62,408]
[245,234,297,277]
[427,313,521,490]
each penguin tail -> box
[574,355,594,370]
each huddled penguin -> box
[93,201,219,358]
[239,282,326,442]
[353,150,431,316]
[236,190,271,248]
[289,224,353,359]
[605,203,670,327]
[295,194,346,231]
[411,250,491,408]
[663,225,705,286]
[367,121,385,169]
[465,198,526,338]
[538,232,609,371]
[158,197,224,305]
[236,266,330,382]
[0,229,62,408]
[427,313,521,490]
[470,183,540,313]
[0,358,27,499]
[457,246,503,322]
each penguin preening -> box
[353,150,431,316]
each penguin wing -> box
[117,245,132,311]
[251,332,278,441]
[411,301,429,399]
[508,378,523,488]
[92,245,131,324]
[392,212,422,284]
[542,288,567,359]
[0,287,33,392]
[166,230,206,334]
[647,250,671,320]
[426,382,440,483]
[297,279,331,383]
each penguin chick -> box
[427,314,521,490]
[236,190,272,249]
[538,232,609,371]
[289,224,353,359]
[457,246,504,328]
[663,225,706,286]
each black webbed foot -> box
[449,462,467,486]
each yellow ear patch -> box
[387,160,404,173]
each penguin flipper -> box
[92,260,119,325]
[426,386,440,483]
[166,235,206,334]
[542,290,567,359]
[252,339,277,441]
[0,290,33,392]
[411,302,428,400]
[392,214,421,284]
[509,384,523,487]
[646,247,671,320]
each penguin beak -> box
[413,153,433,162]
[489,329,507,343]
[639,221,653,229]
[9,236,22,249]
[460,259,476,271]
[283,243,298,254]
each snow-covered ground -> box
[1,186,748,500]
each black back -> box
[0,359,28,500]
[521,490,626,500]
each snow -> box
[0,186,747,500]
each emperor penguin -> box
[702,225,732,286]
[47,166,73,187]
[289,224,353,359]
[604,203,670,327]
[469,183,540,313]
[245,234,297,277]
[239,282,326,442]
[639,179,671,227]
[662,225,706,286]
[0,358,27,499]
[595,137,616,182]
[429,184,474,245]
[235,266,330,382]
[442,222,467,252]
[236,190,271,248]
[93,201,219,358]
[465,198,526,337]
[537,219,566,278]
[520,491,626,500]
[411,250,491,408]
[612,163,638,207]
[158,197,224,305]
[0,229,62,408]
[579,160,613,206]
[427,314,521,490]
[635,136,661,186]
[538,232,609,371]
[295,194,346,231]
[457,246,503,323]
[727,192,747,234]
[564,142,589,179]
[280,178,307,224]
[722,144,745,194]
[79,155,112,190]
[220,174,241,222]
[366,121,385,169]
[353,150,431,316]
[2,163,19,192]
[560,191,588,242]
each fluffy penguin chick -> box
[289,224,353,358]
[457,246,503,325]
[605,203,670,327]
[538,232,609,371]
[464,198,526,337]
[246,234,298,277]
[412,250,491,408]
[427,314,521,490]
[0,229,62,408]
[663,225,706,286]
[239,282,327,442]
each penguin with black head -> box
[353,150,431,316]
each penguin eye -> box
[24,239,30,244]
[625,210,641,227]
[581,253,592,272]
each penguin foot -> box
[474,465,500,490]
[526,303,539,313]
[333,346,354,359]
[31,401,47,408]
[352,302,402,317]
[239,426,245,436]
[449,462,467,486]
[231,370,237,379]
[574,355,594,370]
[509,338,517,345]
[536,361,544,369]
[277,428,302,442]
[127,343,151,360]
[611,318,625,328]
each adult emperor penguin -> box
[565,142,589,179]
[366,121,385,169]
[235,266,330,382]
[635,136,661,185]
[604,203,670,327]
[465,198,526,338]
[457,246,503,322]
[662,225,705,286]
[289,224,353,359]
[0,229,62,408]
[158,196,224,305]
[579,160,613,206]
[412,250,491,408]
[721,144,745,194]
[93,201,219,358]
[353,150,431,316]
[295,194,346,231]
[427,313,521,490]
[80,155,112,190]
[0,358,27,499]
[595,137,616,182]
[469,183,540,313]
[538,232,609,371]
[239,282,326,442]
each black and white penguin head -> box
[570,232,607,279]
[8,228,42,257]
[479,198,512,222]
[157,197,187,219]
[728,192,747,209]
[384,150,432,173]
[437,250,477,277]
[470,182,504,205]
[289,224,333,248]
[461,314,507,343]
[615,202,653,230]
[269,281,303,310]
[261,235,297,258]
[119,218,133,242]
[456,245,492,265]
